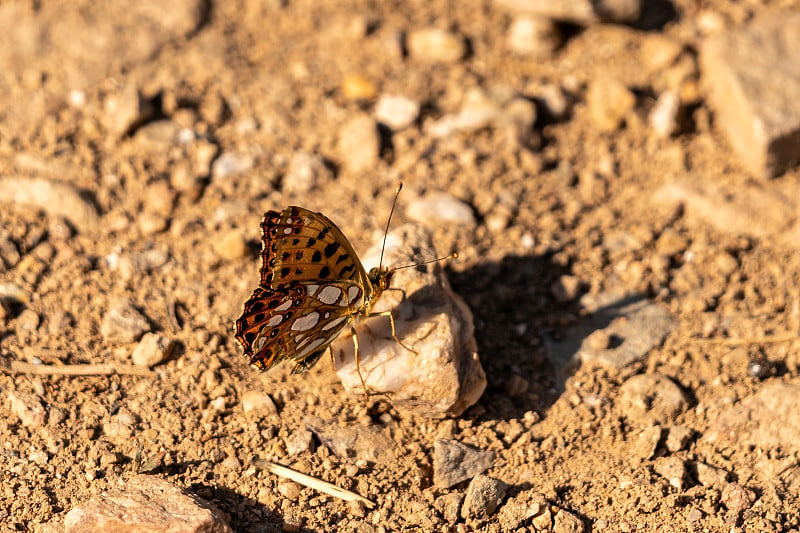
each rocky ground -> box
[1,1,800,531]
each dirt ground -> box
[1,1,800,531]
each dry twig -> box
[262,461,375,509]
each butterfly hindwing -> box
[235,280,365,372]
[259,206,368,291]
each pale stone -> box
[375,94,420,131]
[101,298,150,344]
[332,224,485,418]
[131,333,174,367]
[338,115,380,174]
[507,16,562,57]
[8,389,47,427]
[241,390,278,417]
[64,476,232,532]
[0,177,99,233]
[587,76,635,132]
[700,11,800,177]
[214,230,248,260]
[407,28,466,63]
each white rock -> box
[332,224,485,418]
[64,477,232,533]
[407,28,466,63]
[338,115,381,173]
[507,16,562,57]
[241,390,278,417]
[131,333,174,367]
[649,90,680,138]
[101,298,150,344]
[0,177,99,234]
[375,94,420,131]
[211,152,254,180]
[284,151,331,194]
[407,191,476,228]
[586,76,635,132]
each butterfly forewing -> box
[236,270,368,372]
[260,207,370,294]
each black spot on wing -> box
[324,241,340,258]
[319,266,331,278]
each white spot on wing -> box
[255,337,266,350]
[306,284,320,296]
[275,300,292,312]
[348,286,361,304]
[291,311,320,331]
[297,337,327,358]
[266,315,283,327]
[317,285,342,305]
[283,227,293,234]
[321,316,347,331]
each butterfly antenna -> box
[379,182,403,271]
[390,252,458,272]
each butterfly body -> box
[236,206,393,374]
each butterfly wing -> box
[259,206,371,296]
[235,280,367,373]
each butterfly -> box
[235,185,456,393]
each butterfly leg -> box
[369,310,418,355]
[350,326,370,400]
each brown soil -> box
[1,1,799,531]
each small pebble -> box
[551,275,581,302]
[687,507,703,522]
[649,90,680,138]
[375,94,420,131]
[461,474,508,519]
[640,34,683,74]
[656,228,688,256]
[507,16,562,57]
[696,461,729,488]
[8,390,47,427]
[654,456,687,489]
[49,217,74,241]
[338,115,380,173]
[221,454,242,471]
[215,230,249,260]
[665,425,693,452]
[434,439,495,488]
[721,482,756,513]
[144,180,175,216]
[131,333,174,367]
[138,213,168,235]
[586,77,635,132]
[407,28,466,63]
[342,73,377,100]
[407,191,476,228]
[435,493,464,524]
[539,83,569,119]
[284,151,331,194]
[617,373,688,425]
[16,308,40,331]
[241,391,278,417]
[553,508,585,533]
[284,429,315,456]
[170,163,204,200]
[277,481,302,500]
[101,298,150,344]
[212,152,254,180]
